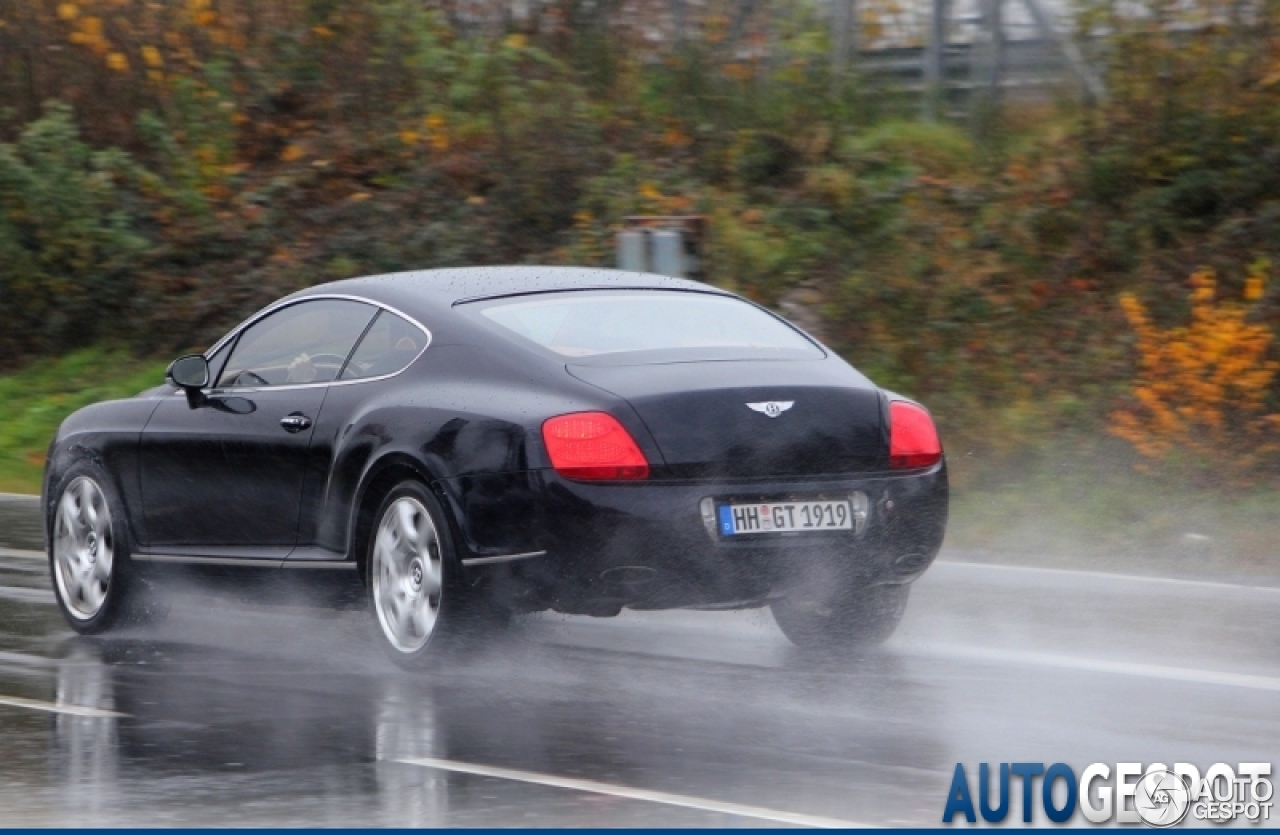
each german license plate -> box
[717,500,852,536]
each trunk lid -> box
[568,358,886,479]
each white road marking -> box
[0,587,52,605]
[906,643,1280,692]
[0,557,46,573]
[936,559,1280,595]
[397,756,868,828]
[0,548,43,561]
[0,694,124,718]
[0,651,59,669]
[539,617,1280,694]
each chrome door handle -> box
[280,413,313,433]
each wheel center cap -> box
[85,532,98,562]
[409,560,424,590]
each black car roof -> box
[293,266,726,318]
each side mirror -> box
[166,354,209,407]
[167,354,209,389]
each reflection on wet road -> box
[0,547,1277,826]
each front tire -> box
[49,464,152,634]
[367,481,461,665]
[771,583,910,652]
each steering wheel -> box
[308,353,350,368]
[230,370,270,387]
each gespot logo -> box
[942,762,1273,826]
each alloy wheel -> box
[52,476,115,621]
[372,496,444,653]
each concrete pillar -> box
[617,229,647,273]
[651,229,685,278]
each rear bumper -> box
[440,462,947,614]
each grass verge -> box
[947,459,1280,582]
[0,349,168,493]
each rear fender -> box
[345,452,446,570]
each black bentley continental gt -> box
[43,267,947,662]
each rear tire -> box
[366,481,465,666]
[49,463,159,634]
[771,583,910,652]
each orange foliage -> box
[1109,263,1280,481]
[423,114,449,154]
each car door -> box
[138,298,378,555]
[291,308,432,557]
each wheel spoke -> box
[397,501,420,546]
[94,548,113,583]
[375,527,398,566]
[410,601,435,638]
[91,506,109,539]
[378,556,397,592]
[82,579,105,612]
[79,480,96,526]
[396,598,416,638]
[59,492,79,532]
[378,585,397,621]
[57,535,79,567]
[421,559,442,596]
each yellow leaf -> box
[504,34,528,49]
[279,144,305,162]
[348,192,371,203]
[423,113,449,151]
[57,3,79,21]
[1261,59,1280,87]
[1245,258,1268,302]
[1244,276,1264,302]
[106,52,129,72]
[399,130,420,146]
[141,45,162,67]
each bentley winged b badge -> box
[746,401,795,418]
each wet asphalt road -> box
[0,499,1278,826]
[0,493,41,551]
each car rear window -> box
[475,291,821,361]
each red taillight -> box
[542,412,650,480]
[889,401,942,470]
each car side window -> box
[216,299,377,388]
[340,310,425,380]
